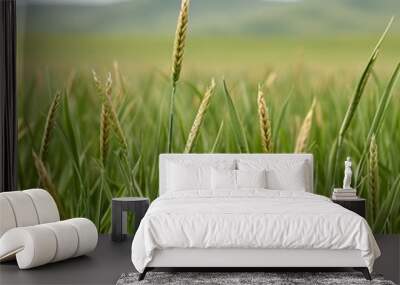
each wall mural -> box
[17,0,400,233]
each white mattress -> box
[131,190,380,273]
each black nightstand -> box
[111,197,149,242]
[332,197,366,218]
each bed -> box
[131,154,380,280]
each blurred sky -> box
[26,0,129,5]
[27,0,300,4]
[18,0,400,36]
[18,0,399,78]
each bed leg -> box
[138,268,148,281]
[354,267,371,280]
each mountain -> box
[18,0,399,36]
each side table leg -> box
[122,210,127,235]
[112,201,124,242]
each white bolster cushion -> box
[0,218,98,269]
[0,189,60,238]
[0,196,17,237]
[64,218,98,257]
[0,226,57,268]
[42,221,79,262]
[0,191,39,227]
[24,189,60,224]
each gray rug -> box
[116,272,395,285]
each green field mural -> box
[18,0,400,233]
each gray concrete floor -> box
[374,235,400,284]
[0,235,134,285]
[0,234,399,285]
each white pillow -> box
[211,168,236,190]
[236,169,267,189]
[237,159,308,191]
[211,169,268,190]
[166,159,236,192]
[266,167,306,191]
[167,162,210,191]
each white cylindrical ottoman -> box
[0,218,98,269]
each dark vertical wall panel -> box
[0,0,17,192]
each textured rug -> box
[116,272,395,285]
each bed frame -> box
[139,154,371,280]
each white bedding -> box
[131,190,380,273]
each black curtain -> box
[0,0,17,192]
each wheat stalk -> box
[105,73,129,151]
[184,78,216,153]
[265,72,277,88]
[337,50,379,148]
[336,16,394,148]
[113,60,125,98]
[295,98,316,153]
[39,90,62,162]
[329,17,393,190]
[167,0,190,153]
[92,69,103,92]
[354,62,400,190]
[368,134,379,222]
[92,70,128,151]
[33,151,65,218]
[17,119,27,141]
[66,71,76,96]
[257,83,273,153]
[100,103,111,166]
[171,0,190,87]
[210,120,224,153]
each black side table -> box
[112,197,149,242]
[332,197,366,218]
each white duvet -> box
[131,190,380,273]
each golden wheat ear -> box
[257,83,273,153]
[39,90,63,162]
[93,70,128,152]
[167,0,191,153]
[100,103,111,166]
[265,72,277,88]
[113,60,125,98]
[171,0,190,87]
[92,69,102,92]
[33,151,65,218]
[368,134,379,223]
[184,78,216,153]
[106,73,128,151]
[98,72,113,166]
[294,98,316,153]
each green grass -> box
[21,34,400,78]
[17,33,400,234]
